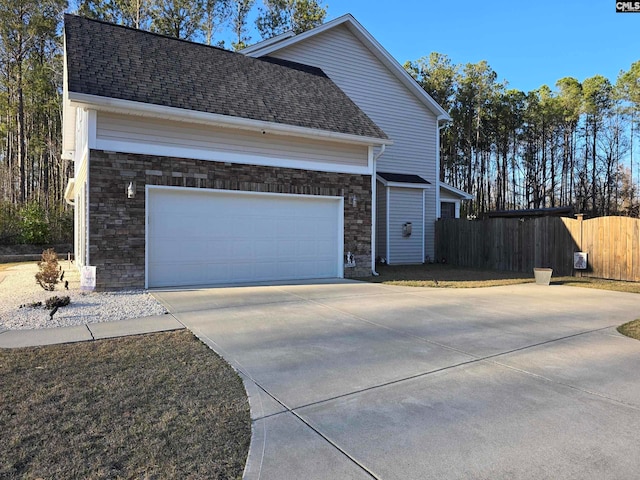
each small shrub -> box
[35,248,59,291]
[45,295,71,309]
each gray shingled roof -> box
[377,172,430,184]
[64,15,388,140]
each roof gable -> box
[242,14,450,121]
[63,14,388,141]
[440,182,473,200]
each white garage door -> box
[147,188,343,288]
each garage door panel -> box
[277,240,297,257]
[151,238,179,259]
[317,240,335,256]
[147,189,342,287]
[253,217,273,235]
[231,240,256,257]
[151,262,206,285]
[205,264,232,283]
[253,239,276,257]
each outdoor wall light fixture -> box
[126,181,136,199]
[350,194,357,207]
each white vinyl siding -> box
[376,180,387,259]
[96,112,369,172]
[440,190,460,201]
[424,187,436,258]
[267,24,438,260]
[146,187,343,287]
[268,25,437,178]
[387,188,424,264]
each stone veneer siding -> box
[88,149,372,290]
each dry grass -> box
[552,276,640,294]
[364,263,640,293]
[617,319,640,340]
[0,262,30,272]
[0,330,250,479]
[366,263,534,288]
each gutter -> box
[371,144,386,276]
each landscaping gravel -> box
[0,263,167,330]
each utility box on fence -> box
[574,252,587,270]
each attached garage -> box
[64,16,389,289]
[146,187,344,288]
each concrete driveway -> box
[153,281,640,479]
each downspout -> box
[371,144,386,276]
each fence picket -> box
[435,216,640,282]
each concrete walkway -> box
[0,314,184,348]
[154,280,640,480]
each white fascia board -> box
[243,14,451,121]
[95,137,372,175]
[440,182,473,200]
[62,147,74,161]
[64,178,75,205]
[376,175,431,189]
[386,182,431,190]
[68,92,392,148]
[62,99,76,159]
[241,31,296,54]
[243,14,354,56]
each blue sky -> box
[321,0,640,93]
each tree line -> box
[0,0,327,243]
[75,0,327,50]
[1,0,638,246]
[405,54,640,217]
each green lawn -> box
[0,330,250,479]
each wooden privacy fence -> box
[435,215,640,282]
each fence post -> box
[575,213,584,278]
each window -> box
[440,202,456,219]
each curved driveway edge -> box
[154,281,640,480]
